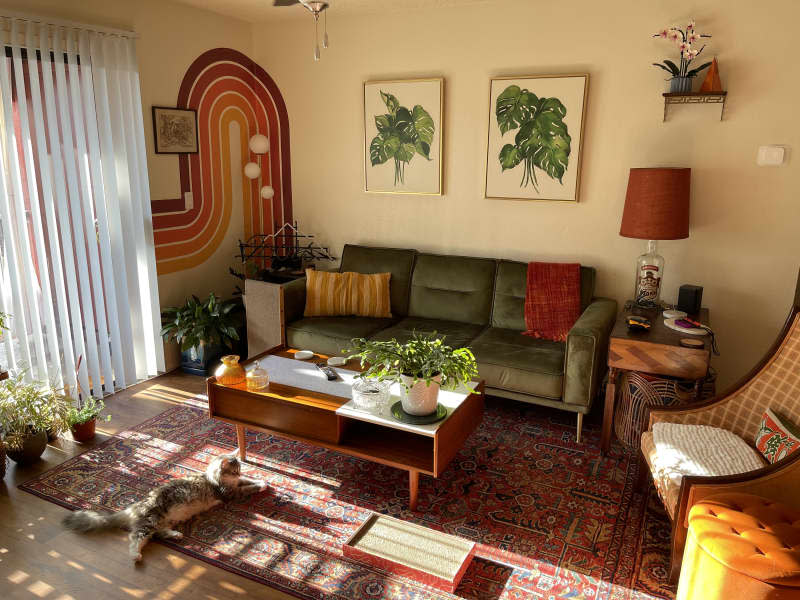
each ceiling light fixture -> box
[273,0,330,61]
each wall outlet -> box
[756,145,786,166]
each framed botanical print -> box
[363,78,443,195]
[152,106,198,154]
[484,74,588,201]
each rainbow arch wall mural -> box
[151,48,292,275]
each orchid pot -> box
[669,76,693,93]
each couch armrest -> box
[282,276,307,324]
[563,297,618,409]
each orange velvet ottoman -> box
[677,493,800,600]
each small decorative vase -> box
[669,76,693,93]
[400,374,442,416]
[71,419,96,443]
[216,355,246,386]
[6,430,48,464]
[246,365,269,391]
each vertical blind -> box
[0,16,164,398]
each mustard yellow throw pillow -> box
[304,269,392,318]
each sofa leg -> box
[576,413,583,443]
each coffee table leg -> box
[236,424,247,461]
[408,471,419,511]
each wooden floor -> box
[0,372,295,600]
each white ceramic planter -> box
[400,374,442,416]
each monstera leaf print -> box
[370,91,434,185]
[496,85,571,191]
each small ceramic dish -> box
[327,356,347,367]
[294,350,314,360]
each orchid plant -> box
[653,20,712,80]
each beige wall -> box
[252,0,800,388]
[1,0,254,311]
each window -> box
[0,17,163,397]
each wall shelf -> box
[662,91,727,122]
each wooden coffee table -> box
[206,347,484,510]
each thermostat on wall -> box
[756,145,786,166]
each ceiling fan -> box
[273,0,331,61]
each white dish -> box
[663,309,687,319]
[664,318,708,336]
[327,356,347,367]
[294,350,315,360]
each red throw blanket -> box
[523,262,582,342]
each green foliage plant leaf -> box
[369,90,436,185]
[496,85,571,191]
[160,292,241,353]
[0,373,71,449]
[344,331,479,393]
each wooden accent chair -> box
[641,269,800,582]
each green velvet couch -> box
[281,244,617,441]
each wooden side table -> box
[600,305,711,455]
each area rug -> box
[20,399,675,600]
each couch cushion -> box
[492,260,597,330]
[642,424,766,520]
[471,327,565,400]
[287,316,396,356]
[368,317,484,349]
[408,253,497,325]
[339,245,416,317]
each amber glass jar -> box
[215,355,246,386]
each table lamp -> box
[619,167,690,307]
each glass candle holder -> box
[215,355,246,386]
[352,378,391,412]
[246,365,269,391]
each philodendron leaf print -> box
[370,90,435,185]
[496,84,571,191]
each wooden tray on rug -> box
[343,513,475,593]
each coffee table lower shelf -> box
[208,373,484,511]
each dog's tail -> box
[62,508,130,533]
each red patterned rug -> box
[20,399,675,600]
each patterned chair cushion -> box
[642,423,766,519]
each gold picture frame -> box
[484,73,589,202]
[363,77,444,195]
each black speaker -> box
[677,284,703,315]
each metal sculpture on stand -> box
[231,222,335,284]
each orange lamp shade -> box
[619,168,691,240]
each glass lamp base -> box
[634,240,664,308]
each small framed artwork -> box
[152,106,198,154]
[363,78,443,195]
[484,74,589,202]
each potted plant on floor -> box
[160,293,241,375]
[0,373,69,464]
[66,396,110,442]
[346,332,479,416]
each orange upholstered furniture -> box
[641,268,800,582]
[677,493,800,600]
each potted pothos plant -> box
[67,396,110,443]
[653,20,712,93]
[161,293,241,376]
[0,374,70,464]
[346,332,479,416]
